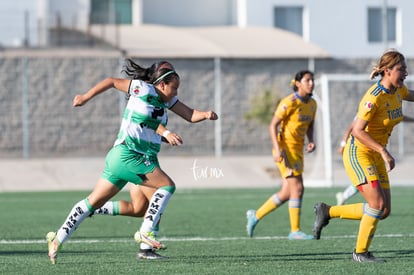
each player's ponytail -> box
[370,49,405,80]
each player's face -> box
[158,77,180,102]
[387,61,408,89]
[298,73,314,95]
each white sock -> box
[56,199,93,243]
[94,201,119,215]
[342,185,358,201]
[140,188,172,233]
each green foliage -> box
[1,187,414,274]
[244,88,281,126]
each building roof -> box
[90,24,330,59]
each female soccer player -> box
[314,49,414,262]
[46,60,218,264]
[246,70,316,240]
[336,115,414,205]
[90,60,188,260]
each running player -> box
[246,70,316,240]
[314,49,414,262]
[46,60,218,264]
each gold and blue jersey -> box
[274,92,317,146]
[355,81,408,149]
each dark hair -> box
[290,70,314,91]
[122,59,178,100]
[150,68,179,85]
[122,59,174,81]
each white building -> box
[0,0,412,58]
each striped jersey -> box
[274,92,317,146]
[355,81,408,148]
[113,79,178,155]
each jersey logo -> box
[364,101,373,110]
[133,86,140,94]
[366,166,376,176]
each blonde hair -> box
[370,49,405,80]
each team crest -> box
[133,86,140,94]
[364,101,373,110]
[366,166,375,176]
[280,104,288,112]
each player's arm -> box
[73,78,131,107]
[403,115,414,122]
[269,114,283,162]
[404,88,414,102]
[352,117,395,171]
[170,100,218,122]
[305,120,316,153]
[338,120,354,154]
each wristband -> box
[340,140,346,147]
[162,130,171,138]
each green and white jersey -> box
[113,79,178,155]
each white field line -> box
[1,233,413,245]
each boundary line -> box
[2,233,413,245]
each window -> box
[274,7,303,36]
[368,7,396,43]
[90,0,132,24]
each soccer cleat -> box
[246,209,258,237]
[288,231,314,240]
[134,231,166,250]
[336,192,345,205]
[352,250,386,263]
[313,202,331,240]
[46,232,61,264]
[136,249,167,260]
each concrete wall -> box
[2,50,414,162]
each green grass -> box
[1,187,413,274]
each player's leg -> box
[47,178,122,264]
[352,180,385,262]
[246,179,288,237]
[136,185,167,260]
[93,184,150,216]
[246,150,292,237]
[134,166,175,250]
[314,142,365,239]
[336,185,359,205]
[286,175,313,240]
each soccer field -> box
[1,187,413,274]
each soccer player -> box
[314,49,414,262]
[46,60,218,264]
[90,60,188,260]
[246,70,316,240]
[336,115,414,205]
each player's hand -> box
[164,131,183,146]
[206,111,218,120]
[380,148,395,172]
[73,94,88,107]
[306,142,316,153]
[272,149,283,163]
